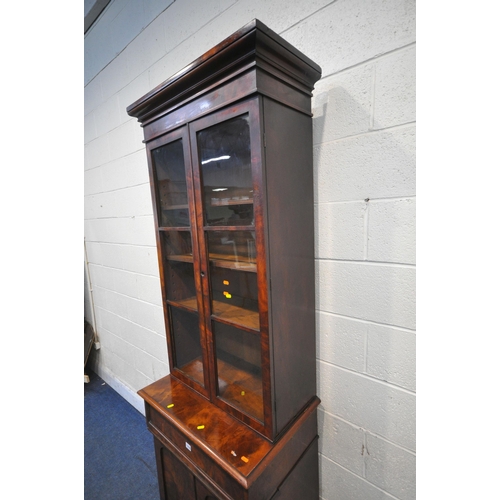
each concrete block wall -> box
[84,1,416,498]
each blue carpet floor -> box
[84,370,160,500]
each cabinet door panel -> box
[160,446,197,500]
[195,479,220,500]
[189,99,271,436]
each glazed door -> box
[148,126,210,397]
[189,98,272,437]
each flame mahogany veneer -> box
[140,376,319,499]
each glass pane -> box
[207,231,259,331]
[197,115,254,226]
[170,307,204,387]
[152,139,190,227]
[214,321,263,422]
[163,231,197,310]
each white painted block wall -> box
[84,1,416,498]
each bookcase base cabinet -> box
[155,437,319,500]
[141,376,319,500]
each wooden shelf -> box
[209,253,256,272]
[169,297,198,313]
[178,357,205,386]
[164,204,189,210]
[158,226,191,232]
[169,298,259,332]
[212,300,260,331]
[210,198,253,207]
[217,357,264,422]
[167,253,194,263]
[166,253,257,272]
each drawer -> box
[148,405,246,500]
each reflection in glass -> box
[197,115,254,226]
[170,307,204,387]
[152,139,190,227]
[214,321,263,422]
[207,230,256,271]
[163,232,197,309]
[207,231,259,331]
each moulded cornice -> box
[126,19,321,124]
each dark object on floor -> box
[84,370,159,499]
[84,321,94,383]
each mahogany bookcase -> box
[127,19,322,500]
